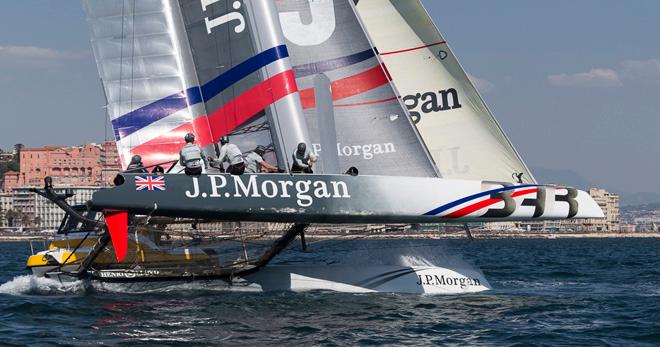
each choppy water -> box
[1,238,659,345]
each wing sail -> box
[355,0,536,183]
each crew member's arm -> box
[217,145,228,164]
[306,149,317,168]
[292,153,308,168]
[259,159,278,172]
[179,149,185,166]
[199,146,209,167]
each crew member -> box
[217,136,245,175]
[179,133,206,176]
[125,155,147,173]
[291,142,316,173]
[245,145,279,174]
[151,165,165,174]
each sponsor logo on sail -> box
[403,88,463,124]
[201,0,245,34]
[311,142,396,160]
[185,175,351,207]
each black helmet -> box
[297,142,306,154]
[130,155,142,164]
[220,136,229,144]
[255,145,266,155]
[184,133,195,143]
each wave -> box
[0,275,87,296]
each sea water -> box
[0,238,659,345]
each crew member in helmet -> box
[179,133,207,176]
[291,142,316,173]
[125,155,147,173]
[244,145,278,174]
[217,136,245,175]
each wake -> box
[0,275,87,296]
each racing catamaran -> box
[26,0,602,294]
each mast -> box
[243,0,311,171]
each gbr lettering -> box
[480,182,579,219]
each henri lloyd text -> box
[185,175,351,207]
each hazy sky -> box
[0,1,658,195]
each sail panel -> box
[85,0,310,170]
[84,0,210,168]
[175,0,310,169]
[275,0,437,177]
[355,0,536,183]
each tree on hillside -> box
[5,209,17,227]
[20,212,32,230]
[13,144,24,163]
[0,161,19,174]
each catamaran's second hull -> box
[33,265,490,295]
[27,231,489,294]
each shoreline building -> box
[11,187,99,230]
[0,141,121,231]
[578,188,620,232]
[2,141,120,192]
[0,192,13,228]
[496,187,621,233]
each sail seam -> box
[380,40,446,56]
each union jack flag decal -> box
[134,175,166,191]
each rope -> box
[117,0,126,119]
[129,0,136,117]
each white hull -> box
[245,264,490,294]
[81,264,490,295]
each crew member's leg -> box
[185,166,203,176]
[228,163,245,175]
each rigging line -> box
[273,99,293,175]
[129,0,136,120]
[117,0,126,120]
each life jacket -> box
[180,144,203,168]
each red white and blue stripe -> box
[112,45,291,141]
[424,184,542,219]
[114,45,298,166]
[113,43,397,167]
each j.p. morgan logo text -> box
[185,175,351,207]
[416,274,481,289]
[403,88,462,124]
